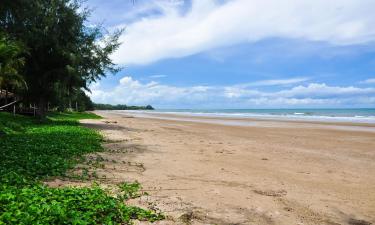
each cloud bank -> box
[360,78,375,84]
[89,76,375,108]
[112,0,375,65]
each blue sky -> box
[85,0,375,108]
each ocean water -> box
[146,108,375,123]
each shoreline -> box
[104,109,375,124]
[81,110,375,224]
[97,110,375,132]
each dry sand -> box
[79,110,375,225]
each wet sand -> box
[81,110,375,225]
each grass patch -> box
[48,111,102,121]
[0,113,33,134]
[0,112,164,224]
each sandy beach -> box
[81,110,375,225]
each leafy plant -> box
[118,182,143,200]
[0,112,164,224]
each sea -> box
[124,108,375,124]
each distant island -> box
[94,104,154,110]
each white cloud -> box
[90,76,217,107]
[276,83,375,99]
[360,78,375,84]
[112,0,375,65]
[89,76,375,108]
[237,77,309,88]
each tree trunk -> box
[5,89,8,105]
[37,98,46,120]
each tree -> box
[0,34,26,105]
[145,105,154,110]
[0,0,121,119]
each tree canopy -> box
[0,0,121,118]
[0,33,26,103]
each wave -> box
[123,109,375,124]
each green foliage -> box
[94,104,154,110]
[0,112,32,134]
[0,33,26,97]
[0,112,164,224]
[118,182,143,200]
[0,183,163,224]
[51,89,95,112]
[74,90,95,112]
[0,0,122,117]
[48,111,102,121]
[0,120,24,133]
[0,112,102,181]
[0,124,103,180]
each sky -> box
[84,0,375,109]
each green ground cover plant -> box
[0,112,164,224]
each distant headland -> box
[93,104,154,110]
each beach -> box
[82,110,375,225]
